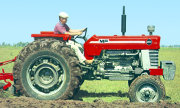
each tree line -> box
[0,42,29,47]
[160,45,180,47]
[0,42,180,47]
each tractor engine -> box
[90,49,159,80]
[96,50,139,80]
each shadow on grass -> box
[73,90,172,101]
[73,90,128,100]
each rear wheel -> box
[128,75,165,102]
[73,76,84,95]
[13,39,82,100]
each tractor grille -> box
[149,50,159,68]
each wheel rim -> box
[26,55,66,96]
[136,83,159,102]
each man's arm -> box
[69,28,86,33]
[65,31,82,36]
[55,24,82,36]
[69,29,82,33]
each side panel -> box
[141,50,151,70]
[141,50,159,70]
[84,35,161,60]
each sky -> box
[0,0,179,45]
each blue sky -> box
[0,0,179,45]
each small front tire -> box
[128,75,165,102]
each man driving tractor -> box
[54,12,93,64]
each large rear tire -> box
[128,75,165,102]
[13,39,82,100]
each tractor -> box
[0,6,176,102]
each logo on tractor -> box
[146,39,152,45]
[99,39,109,43]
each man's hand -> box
[77,31,83,35]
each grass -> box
[0,46,179,102]
[158,47,180,102]
[0,46,23,73]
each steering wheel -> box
[75,28,88,42]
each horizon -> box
[0,42,179,47]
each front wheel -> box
[128,75,165,102]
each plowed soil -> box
[0,96,179,108]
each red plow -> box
[0,57,16,90]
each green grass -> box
[159,48,180,102]
[0,46,23,74]
[79,80,129,102]
[0,47,179,102]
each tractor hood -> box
[84,34,161,60]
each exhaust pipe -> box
[121,6,126,36]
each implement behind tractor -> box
[0,6,176,102]
[0,57,16,90]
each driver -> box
[54,12,93,64]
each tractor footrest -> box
[109,75,134,81]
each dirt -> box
[0,88,180,108]
[0,96,179,108]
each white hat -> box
[59,12,69,18]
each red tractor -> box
[0,6,176,102]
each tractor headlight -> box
[147,25,155,35]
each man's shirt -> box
[54,22,70,34]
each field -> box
[0,46,180,107]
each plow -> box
[0,57,16,90]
